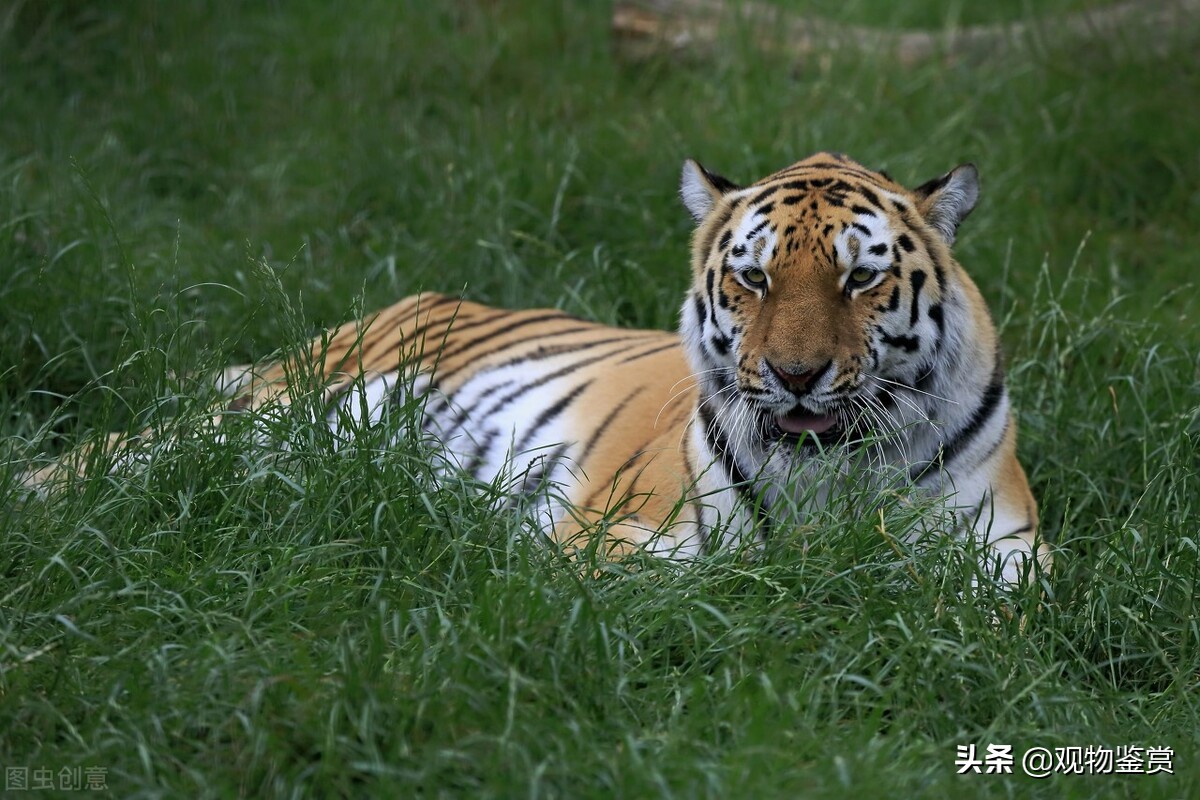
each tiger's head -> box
[678,151,995,452]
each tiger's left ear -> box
[913,164,979,245]
[680,159,740,223]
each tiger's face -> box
[679,152,985,449]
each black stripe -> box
[928,304,944,334]
[579,430,657,510]
[761,163,884,186]
[744,218,770,240]
[679,422,711,555]
[495,334,658,373]
[749,183,788,206]
[466,427,501,479]
[617,445,653,475]
[516,442,571,499]
[940,355,1006,469]
[384,293,462,335]
[330,294,455,374]
[908,458,940,486]
[881,333,919,352]
[698,401,771,535]
[433,329,639,388]
[435,313,580,363]
[513,380,593,453]
[698,402,741,484]
[901,217,949,293]
[350,294,468,370]
[925,239,948,293]
[618,340,679,365]
[974,413,1010,467]
[705,269,718,326]
[691,292,707,334]
[909,270,926,327]
[885,284,901,312]
[699,205,736,260]
[441,379,516,434]
[420,391,453,433]
[857,187,882,208]
[809,164,881,181]
[476,341,635,424]
[577,387,644,464]
[411,307,511,347]
[823,192,846,208]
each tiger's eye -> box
[743,268,768,287]
[848,266,876,286]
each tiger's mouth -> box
[769,404,847,447]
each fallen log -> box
[613,0,1200,65]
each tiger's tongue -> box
[776,409,838,435]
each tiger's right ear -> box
[680,159,739,223]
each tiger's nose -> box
[767,360,826,393]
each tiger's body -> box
[222,294,708,557]
[28,152,1049,583]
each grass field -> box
[2,1,1199,797]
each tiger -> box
[23,152,1049,585]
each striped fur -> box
[26,152,1049,583]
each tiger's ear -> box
[913,163,979,245]
[680,159,739,223]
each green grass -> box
[3,1,1199,797]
